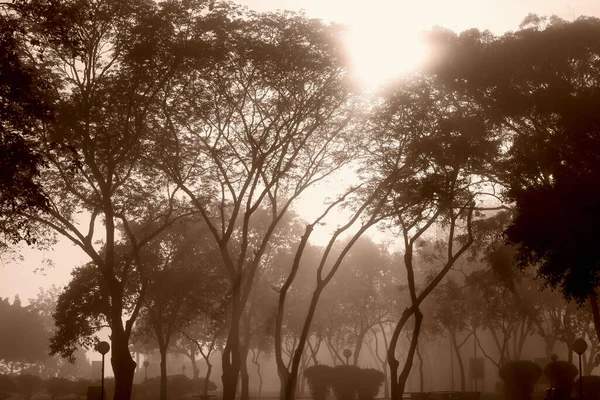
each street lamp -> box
[143,360,150,381]
[343,349,352,366]
[95,341,110,400]
[573,338,588,400]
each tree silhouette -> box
[0,12,53,247]
[2,1,222,398]
[0,297,48,373]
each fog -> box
[2,1,600,400]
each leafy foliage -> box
[543,361,577,400]
[304,365,384,400]
[0,11,54,247]
[304,365,333,400]
[499,360,542,400]
[0,298,48,372]
[50,264,111,361]
[575,376,600,400]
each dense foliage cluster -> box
[304,365,384,400]
[499,361,542,400]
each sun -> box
[342,12,430,88]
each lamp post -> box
[343,349,352,366]
[95,341,110,400]
[143,360,150,381]
[573,338,588,400]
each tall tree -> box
[152,6,364,399]
[0,11,53,248]
[2,1,222,399]
[432,279,471,391]
[132,218,227,400]
[425,17,600,344]
[370,71,499,399]
[0,297,48,373]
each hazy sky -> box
[2,0,600,304]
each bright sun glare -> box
[344,23,429,88]
[340,3,433,88]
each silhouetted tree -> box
[2,1,223,398]
[370,71,499,399]
[425,16,600,346]
[432,279,471,390]
[0,297,48,373]
[132,219,227,400]
[27,286,92,379]
[152,5,373,399]
[0,10,53,248]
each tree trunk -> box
[544,338,556,359]
[589,294,600,345]
[416,345,424,393]
[389,309,423,400]
[239,345,250,400]
[159,347,168,400]
[353,329,367,366]
[111,326,136,400]
[450,331,466,391]
[203,359,213,396]
[251,350,263,398]
[222,300,242,400]
[189,350,200,380]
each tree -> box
[424,16,600,345]
[152,6,367,399]
[369,69,500,400]
[432,279,471,391]
[3,1,222,399]
[468,268,539,368]
[324,238,397,367]
[177,319,226,397]
[0,297,48,373]
[132,218,227,400]
[0,11,53,248]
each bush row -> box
[498,360,600,400]
[304,365,384,400]
[0,374,216,400]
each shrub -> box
[499,360,542,400]
[330,366,363,400]
[356,368,384,400]
[46,377,74,400]
[167,375,192,399]
[14,374,45,400]
[574,376,600,400]
[543,360,577,400]
[0,375,16,400]
[72,379,91,400]
[191,377,218,393]
[304,365,333,400]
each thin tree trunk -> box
[366,326,389,400]
[450,331,466,391]
[589,294,600,345]
[251,349,263,398]
[222,296,242,400]
[190,349,200,380]
[390,310,423,400]
[159,346,168,400]
[353,328,368,366]
[416,344,424,393]
[239,344,250,400]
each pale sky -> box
[2,0,600,304]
